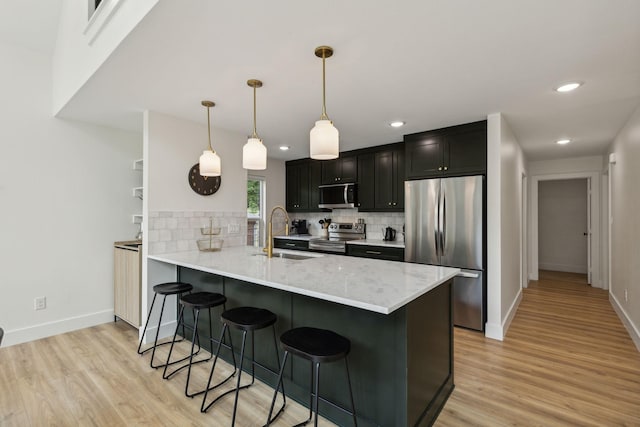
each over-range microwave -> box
[318,183,357,209]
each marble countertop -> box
[273,234,313,241]
[346,239,405,249]
[148,246,458,314]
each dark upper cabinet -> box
[374,147,404,211]
[357,153,375,210]
[286,161,309,212]
[308,160,322,209]
[321,155,357,184]
[405,120,487,179]
[286,159,322,212]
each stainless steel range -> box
[308,222,366,253]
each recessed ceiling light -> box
[279,145,290,151]
[556,139,571,145]
[389,121,405,128]
[555,82,582,93]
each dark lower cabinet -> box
[273,238,309,251]
[347,244,405,262]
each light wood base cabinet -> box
[114,242,142,327]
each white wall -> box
[538,179,588,273]
[607,103,640,350]
[141,111,288,341]
[0,41,142,346]
[145,111,246,213]
[52,0,159,114]
[486,113,527,341]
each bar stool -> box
[267,327,357,427]
[137,282,194,368]
[201,306,285,426]
[163,291,235,398]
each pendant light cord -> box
[206,105,214,152]
[252,85,258,139]
[320,53,329,120]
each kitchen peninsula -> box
[148,247,458,426]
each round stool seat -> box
[153,282,193,295]
[221,307,277,331]
[280,327,351,363]
[180,291,226,309]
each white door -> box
[587,178,592,284]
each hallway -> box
[437,271,640,426]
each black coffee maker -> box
[291,219,308,235]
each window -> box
[247,177,265,247]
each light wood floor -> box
[436,271,640,426]
[2,271,639,426]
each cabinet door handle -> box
[444,166,448,171]
[285,243,296,247]
[388,202,392,206]
[393,202,397,206]
[366,250,382,255]
[438,166,443,171]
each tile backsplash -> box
[147,211,246,255]
[296,209,405,241]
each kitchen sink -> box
[253,252,318,260]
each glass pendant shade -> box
[243,137,267,170]
[199,149,221,176]
[310,119,339,160]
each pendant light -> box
[199,100,221,176]
[310,45,339,160]
[243,79,267,170]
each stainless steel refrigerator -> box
[405,176,485,331]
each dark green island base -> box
[179,266,454,427]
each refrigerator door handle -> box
[435,183,441,256]
[441,190,447,254]
[457,271,480,279]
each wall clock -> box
[188,163,221,195]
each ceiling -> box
[20,1,640,161]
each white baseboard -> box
[610,293,640,352]
[484,289,523,341]
[139,320,177,344]
[484,322,503,341]
[538,262,588,274]
[3,309,114,347]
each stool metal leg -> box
[201,324,238,413]
[137,292,158,355]
[266,350,289,426]
[313,362,320,427]
[230,330,248,426]
[162,305,186,380]
[345,358,357,426]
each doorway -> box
[537,178,590,282]
[529,172,601,288]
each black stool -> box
[201,307,285,426]
[163,291,235,398]
[137,282,194,368]
[267,327,357,427]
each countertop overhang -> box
[148,246,458,314]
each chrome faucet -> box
[263,205,290,258]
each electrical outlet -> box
[228,224,240,234]
[624,289,628,302]
[34,296,46,310]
